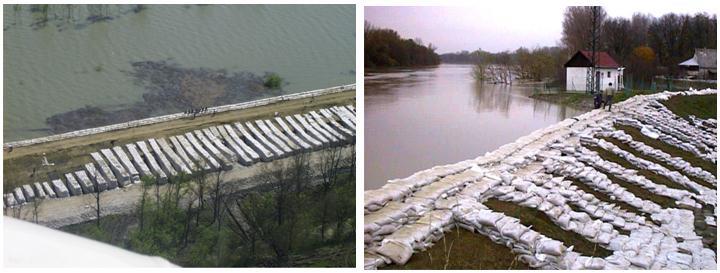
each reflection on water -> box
[365,64,584,189]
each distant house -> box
[678,48,716,80]
[564,50,624,92]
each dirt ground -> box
[3,90,355,192]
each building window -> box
[607,71,611,78]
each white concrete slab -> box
[184,132,223,171]
[90,152,118,189]
[84,163,108,192]
[51,179,70,198]
[219,125,260,161]
[174,134,213,171]
[329,106,356,130]
[320,108,355,136]
[100,149,131,187]
[156,138,192,175]
[290,114,330,144]
[21,184,35,202]
[64,173,83,196]
[74,170,95,194]
[231,123,274,161]
[256,120,295,153]
[112,146,140,184]
[41,182,57,198]
[13,187,26,204]
[301,113,338,143]
[202,128,239,163]
[167,136,201,172]
[148,138,179,178]
[245,122,285,157]
[125,143,154,179]
[4,193,18,207]
[214,125,253,165]
[193,130,232,170]
[270,118,311,150]
[32,182,47,199]
[135,141,168,184]
[283,115,324,147]
[310,110,346,140]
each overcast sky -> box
[365,1,717,54]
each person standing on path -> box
[604,82,616,111]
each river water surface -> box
[3,4,355,141]
[365,64,584,190]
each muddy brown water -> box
[365,64,584,190]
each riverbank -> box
[6,143,354,228]
[3,86,355,192]
[365,89,716,270]
[529,92,594,111]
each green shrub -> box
[263,73,283,89]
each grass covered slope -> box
[662,94,717,120]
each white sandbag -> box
[500,222,527,241]
[536,239,566,256]
[628,254,653,269]
[519,196,543,208]
[584,257,606,269]
[666,252,693,265]
[596,232,613,245]
[569,211,591,223]
[475,209,504,226]
[557,213,571,228]
[519,230,541,247]
[375,240,413,265]
[546,193,566,206]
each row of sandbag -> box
[600,127,716,186]
[641,99,716,151]
[542,155,664,216]
[581,134,711,207]
[687,115,716,135]
[625,89,717,154]
[364,166,488,247]
[616,114,716,164]
[539,154,715,268]
[4,105,356,208]
[364,160,478,213]
[567,147,688,208]
[452,201,609,270]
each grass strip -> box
[484,199,613,258]
[584,145,679,209]
[616,124,716,176]
[386,228,530,270]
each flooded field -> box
[364,64,583,189]
[4,4,355,141]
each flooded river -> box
[3,4,355,141]
[365,64,584,190]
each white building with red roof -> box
[564,50,624,92]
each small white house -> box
[565,50,624,92]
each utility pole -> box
[586,6,600,94]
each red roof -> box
[579,50,620,68]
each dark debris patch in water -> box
[45,60,282,133]
[384,228,531,270]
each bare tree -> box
[562,6,607,53]
[31,197,44,224]
[317,146,344,241]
